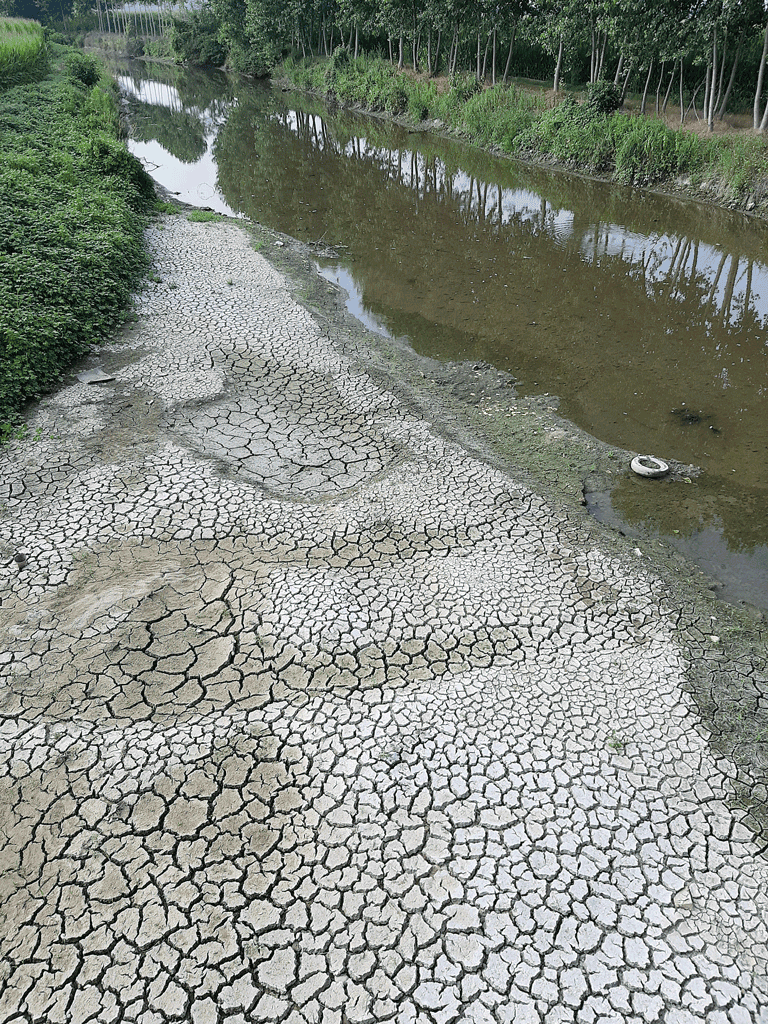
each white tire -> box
[631,455,669,479]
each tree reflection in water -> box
[120,67,768,595]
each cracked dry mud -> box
[0,215,767,1024]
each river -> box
[118,60,768,611]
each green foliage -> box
[187,209,222,221]
[277,53,768,204]
[516,97,614,172]
[585,80,622,115]
[171,9,226,67]
[448,72,481,106]
[407,78,437,121]
[708,135,768,200]
[0,17,48,92]
[84,83,119,133]
[125,20,145,60]
[0,48,153,435]
[65,50,100,87]
[458,84,542,149]
[611,116,704,185]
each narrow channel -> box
[119,60,768,610]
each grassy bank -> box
[0,45,155,439]
[278,53,768,209]
[0,17,49,91]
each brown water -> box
[120,61,768,609]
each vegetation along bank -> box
[157,0,768,211]
[0,29,155,439]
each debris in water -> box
[630,455,669,478]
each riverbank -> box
[276,55,768,217]
[0,209,766,1019]
[0,44,154,441]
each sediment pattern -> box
[0,217,766,1024]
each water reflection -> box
[120,62,237,210]
[121,65,768,605]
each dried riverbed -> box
[0,213,767,1022]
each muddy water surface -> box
[121,61,768,609]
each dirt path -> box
[0,215,766,1023]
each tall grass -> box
[0,18,49,92]
[278,53,768,205]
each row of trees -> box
[5,0,768,128]
[202,0,768,128]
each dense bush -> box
[585,80,623,114]
[65,51,100,87]
[171,9,226,68]
[0,51,154,437]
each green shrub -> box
[65,50,100,87]
[407,79,437,121]
[84,82,119,132]
[458,83,541,149]
[170,9,226,67]
[612,116,703,184]
[710,135,768,198]
[585,80,622,114]
[449,72,481,106]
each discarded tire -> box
[631,455,669,478]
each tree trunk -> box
[432,29,442,77]
[597,31,607,80]
[754,21,768,129]
[476,29,481,82]
[707,34,717,131]
[640,59,653,116]
[715,29,727,112]
[354,25,359,60]
[655,60,665,116]
[491,27,496,86]
[688,77,705,120]
[679,56,685,124]
[620,62,632,103]
[398,35,403,69]
[427,27,432,76]
[481,32,491,82]
[613,52,623,86]
[503,23,517,83]
[718,33,742,119]
[553,35,563,93]
[662,64,675,114]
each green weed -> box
[187,209,222,222]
